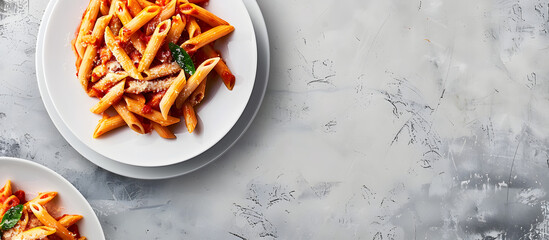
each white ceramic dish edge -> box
[41,0,257,167]
[0,157,105,240]
[36,0,270,179]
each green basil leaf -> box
[0,204,23,231]
[169,42,195,75]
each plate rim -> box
[0,157,105,240]
[41,0,258,167]
[36,0,270,179]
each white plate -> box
[0,157,105,239]
[36,0,270,179]
[42,0,257,167]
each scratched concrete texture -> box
[3,0,549,239]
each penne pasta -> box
[181,25,234,53]
[126,77,175,94]
[126,93,146,105]
[178,3,229,27]
[175,57,219,108]
[13,226,57,240]
[188,0,208,4]
[202,45,235,90]
[0,180,12,200]
[0,195,20,217]
[58,215,84,228]
[78,14,113,91]
[186,16,201,39]
[151,122,176,138]
[29,203,75,240]
[15,207,30,232]
[119,5,160,42]
[136,0,157,7]
[165,14,186,44]
[143,62,181,81]
[104,27,142,79]
[75,0,101,57]
[113,101,146,134]
[90,80,126,114]
[99,0,110,15]
[182,101,197,133]
[125,97,180,126]
[159,0,176,21]
[92,72,128,92]
[138,19,171,72]
[24,192,57,208]
[188,76,206,106]
[114,1,133,24]
[127,0,144,16]
[93,114,126,138]
[159,70,186,119]
[91,64,108,83]
[115,1,147,54]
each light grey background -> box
[3,0,549,239]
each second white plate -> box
[41,0,257,167]
[0,157,105,239]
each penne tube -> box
[127,0,143,16]
[115,1,147,54]
[108,0,123,33]
[72,38,82,70]
[113,101,146,134]
[165,14,186,44]
[58,215,84,228]
[104,27,142,79]
[178,3,229,27]
[91,64,108,83]
[202,45,235,90]
[92,72,128,91]
[182,101,197,133]
[143,62,181,81]
[0,180,12,200]
[159,0,176,21]
[15,206,30,232]
[126,93,146,105]
[93,114,126,138]
[177,0,190,6]
[108,0,119,15]
[175,57,219,108]
[13,226,57,240]
[188,76,206,106]
[136,0,157,7]
[159,70,186,119]
[124,97,180,126]
[126,77,175,93]
[119,5,160,42]
[29,202,75,240]
[78,14,113,91]
[186,16,201,39]
[100,0,110,15]
[75,0,101,57]
[24,192,57,208]
[138,19,171,72]
[90,80,125,114]
[114,1,133,23]
[0,195,20,217]
[181,25,234,53]
[151,122,176,138]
